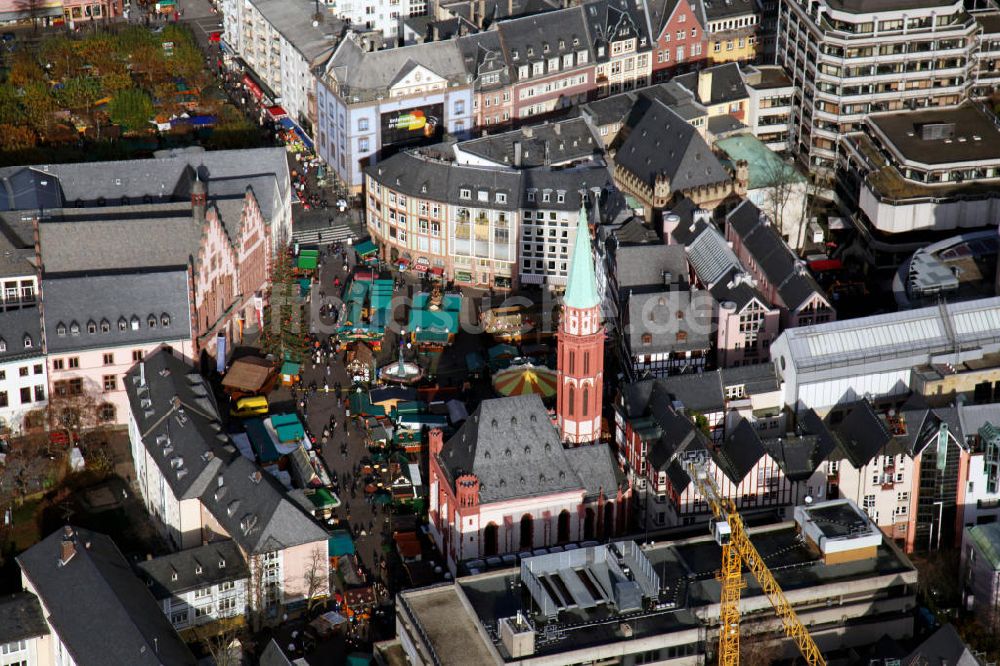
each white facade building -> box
[776,0,976,170]
[771,296,1000,413]
[317,36,473,190]
[221,0,341,128]
[137,541,250,630]
[0,307,46,435]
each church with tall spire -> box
[557,202,605,445]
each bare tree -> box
[247,553,267,632]
[196,622,243,666]
[303,545,329,613]
[14,0,47,32]
[758,157,796,241]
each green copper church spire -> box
[563,200,601,310]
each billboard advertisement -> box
[380,103,444,148]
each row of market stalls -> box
[337,271,394,351]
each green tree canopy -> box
[108,88,153,131]
[58,75,101,111]
[20,81,57,133]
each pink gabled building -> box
[710,268,781,368]
[725,200,835,328]
[664,200,780,369]
[36,170,276,424]
[427,398,629,574]
[497,8,597,122]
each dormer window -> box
[171,571,178,582]
[573,37,579,46]
[56,323,67,337]
[148,315,157,329]
[527,190,536,202]
[459,188,471,200]
[512,49,519,60]
[100,319,110,333]
[559,39,565,49]
[542,42,549,53]
[87,320,97,334]
[542,191,551,203]
[118,317,127,331]
[70,322,80,336]
[556,191,565,203]
[130,316,140,331]
[527,46,534,56]
[161,314,171,327]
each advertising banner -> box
[380,103,444,147]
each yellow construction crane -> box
[682,454,826,666]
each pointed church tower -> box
[557,202,604,445]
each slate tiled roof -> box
[626,289,714,355]
[126,350,329,554]
[17,527,195,666]
[830,401,896,468]
[457,118,601,167]
[0,306,43,363]
[38,205,198,274]
[615,244,687,291]
[124,350,234,500]
[136,540,249,599]
[903,624,982,666]
[716,418,765,484]
[437,395,623,503]
[582,0,652,62]
[43,272,192,353]
[726,200,828,312]
[0,592,48,644]
[497,7,593,70]
[202,455,330,555]
[674,63,748,107]
[0,148,289,214]
[327,37,470,96]
[615,100,731,191]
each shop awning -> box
[293,125,315,152]
[278,117,295,130]
[354,240,378,257]
[266,105,287,119]
[280,361,301,376]
[241,73,263,100]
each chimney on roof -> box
[513,141,523,168]
[140,361,146,387]
[59,526,76,566]
[543,140,550,165]
[553,122,562,136]
[191,171,207,226]
[523,126,534,139]
[697,69,713,105]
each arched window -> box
[569,351,575,373]
[161,313,171,327]
[87,320,96,334]
[69,321,79,336]
[582,385,589,417]
[118,317,127,331]
[583,352,590,375]
[130,316,140,330]
[568,385,575,416]
[147,315,157,329]
[100,319,110,333]
[56,323,66,337]
[23,335,32,348]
